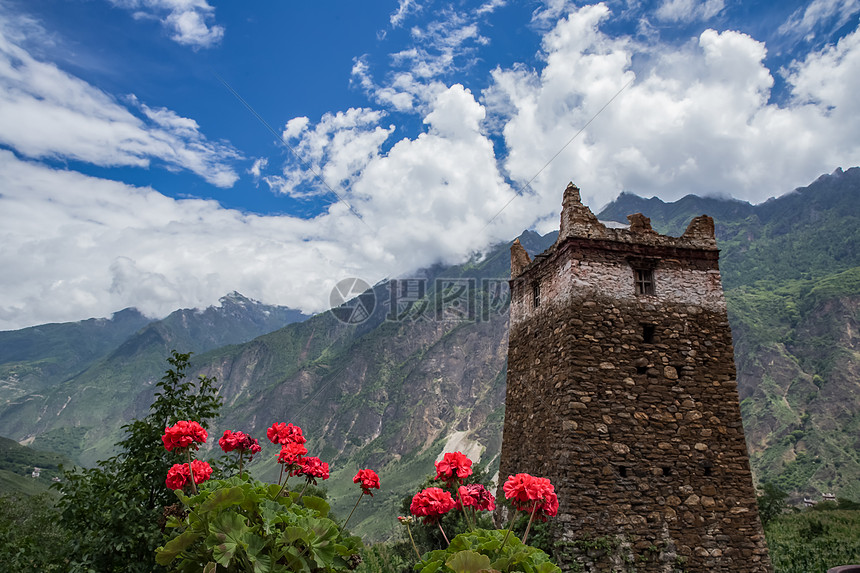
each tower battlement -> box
[499,183,771,572]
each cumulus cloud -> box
[4,2,860,330]
[108,0,224,48]
[0,82,520,329]
[0,26,240,186]
[264,108,396,199]
[485,3,860,223]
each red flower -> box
[296,456,330,480]
[266,422,306,445]
[165,464,188,490]
[165,460,213,489]
[502,473,558,519]
[190,459,213,484]
[218,430,262,459]
[458,483,496,512]
[435,451,473,482]
[161,421,207,452]
[353,469,380,496]
[277,442,307,465]
[410,487,456,523]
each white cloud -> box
[4,2,860,330]
[779,0,860,41]
[248,157,268,179]
[390,0,421,27]
[485,3,860,223]
[108,0,224,48]
[0,82,521,329]
[0,26,240,187]
[266,108,396,199]
[353,7,493,113]
[654,0,725,23]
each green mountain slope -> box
[0,308,152,404]
[0,293,307,465]
[0,435,71,496]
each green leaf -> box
[535,561,561,573]
[446,550,492,573]
[155,530,202,565]
[282,525,310,544]
[418,559,444,573]
[206,510,249,567]
[200,486,245,513]
[301,495,330,517]
[203,563,217,573]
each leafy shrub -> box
[157,476,362,572]
[54,350,222,573]
[415,529,560,573]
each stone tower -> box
[499,183,770,572]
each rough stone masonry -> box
[498,183,771,572]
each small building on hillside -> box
[498,183,771,572]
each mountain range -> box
[1,167,858,541]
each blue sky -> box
[1,0,859,329]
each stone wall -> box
[498,183,771,572]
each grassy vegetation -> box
[0,435,71,494]
[767,508,860,573]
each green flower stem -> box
[500,509,519,548]
[186,449,198,495]
[405,522,421,560]
[274,469,292,499]
[455,488,475,531]
[297,479,310,499]
[437,521,450,545]
[238,451,244,478]
[522,500,540,546]
[342,491,364,531]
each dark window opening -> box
[662,467,672,477]
[533,282,541,308]
[634,268,655,295]
[619,466,628,478]
[636,366,648,374]
[642,324,656,343]
[704,466,713,477]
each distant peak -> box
[220,291,252,304]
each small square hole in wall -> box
[619,466,628,478]
[642,324,656,344]
[636,366,648,374]
[662,467,672,477]
[704,466,713,477]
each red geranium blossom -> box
[457,483,496,511]
[502,473,558,519]
[161,421,207,452]
[410,487,456,523]
[277,442,307,465]
[218,430,262,457]
[266,422,306,446]
[165,460,213,490]
[295,456,329,481]
[434,451,473,482]
[353,469,380,496]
